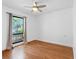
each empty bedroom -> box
[2,0,75,59]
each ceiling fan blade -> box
[35,2,38,5]
[37,5,46,8]
[38,8,42,12]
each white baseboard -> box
[37,39,73,48]
[27,39,73,48]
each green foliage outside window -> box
[12,16,24,34]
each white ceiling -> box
[2,0,73,15]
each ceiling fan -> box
[24,1,46,12]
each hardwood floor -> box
[2,40,73,59]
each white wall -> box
[2,8,9,50]
[73,0,76,59]
[27,15,39,41]
[2,6,38,50]
[37,8,73,47]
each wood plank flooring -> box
[2,40,73,59]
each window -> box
[12,16,24,44]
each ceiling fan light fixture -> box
[32,7,38,12]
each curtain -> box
[6,13,13,49]
[23,17,27,44]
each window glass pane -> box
[12,16,24,34]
